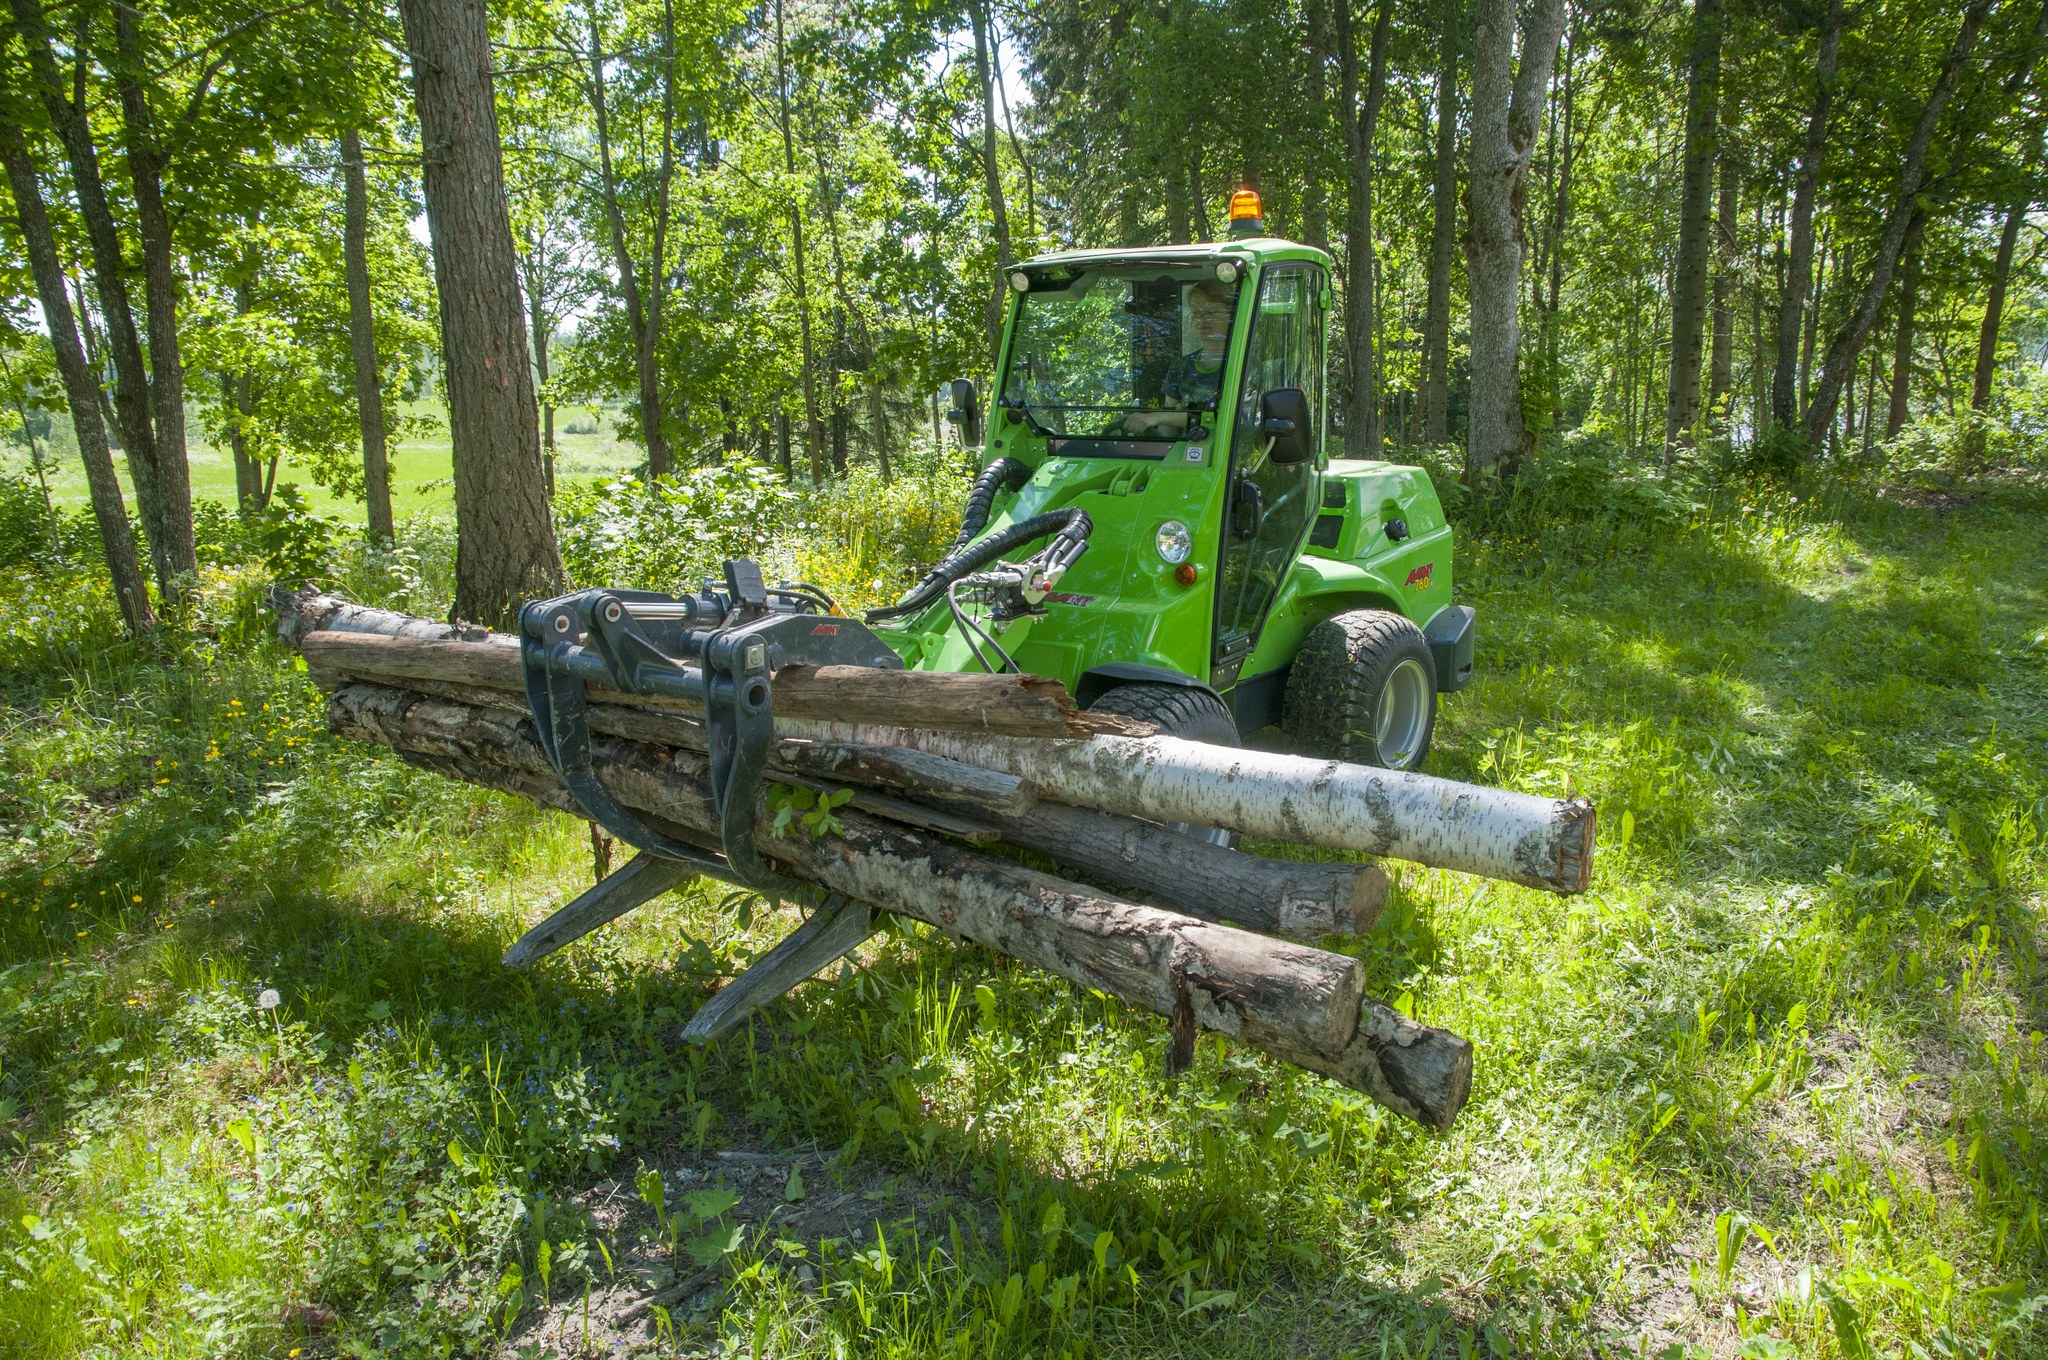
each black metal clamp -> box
[517,559,903,894]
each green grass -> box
[2,402,644,519]
[0,469,2043,1358]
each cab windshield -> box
[1000,267,1241,440]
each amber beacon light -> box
[1227,188,1265,237]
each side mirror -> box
[1258,387,1313,465]
[945,377,981,447]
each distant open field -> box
[1,403,645,520]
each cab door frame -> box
[1210,262,1326,692]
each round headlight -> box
[1215,261,1240,284]
[1155,520,1193,565]
[1008,270,1032,293]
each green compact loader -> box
[510,195,1478,890]
[873,193,1474,770]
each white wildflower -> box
[256,988,281,1010]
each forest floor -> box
[0,468,2043,1359]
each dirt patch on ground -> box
[497,1142,989,1357]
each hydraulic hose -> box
[867,507,1093,622]
[949,457,1033,553]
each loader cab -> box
[962,234,1330,710]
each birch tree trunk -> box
[1801,0,1989,452]
[1463,0,1566,481]
[1770,0,1843,436]
[1422,25,1459,445]
[1663,0,1723,458]
[0,123,155,635]
[342,129,395,540]
[398,0,564,627]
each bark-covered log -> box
[310,667,1038,818]
[297,624,1118,738]
[328,682,1472,1127]
[966,799,1387,941]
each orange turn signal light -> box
[1228,188,1263,222]
[1174,562,1199,587]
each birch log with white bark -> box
[811,723,1594,895]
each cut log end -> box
[1527,797,1597,895]
[1280,998,1474,1132]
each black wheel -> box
[1086,683,1238,845]
[1282,610,1438,770]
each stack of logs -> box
[273,590,1595,1131]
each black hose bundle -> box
[867,507,1092,622]
[949,457,1033,553]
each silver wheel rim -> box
[1376,658,1432,767]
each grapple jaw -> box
[517,559,901,892]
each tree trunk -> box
[1707,133,1739,426]
[0,124,155,634]
[111,5,196,592]
[990,18,1039,245]
[531,283,555,495]
[1770,0,1844,436]
[1802,0,1989,451]
[1334,0,1394,457]
[773,0,825,483]
[1189,156,1213,241]
[586,12,669,478]
[294,629,1104,737]
[1885,212,1926,441]
[1302,0,1332,250]
[1463,0,1567,481]
[223,371,258,509]
[10,0,174,592]
[972,0,1014,363]
[342,129,395,540]
[1664,0,1723,457]
[397,0,564,627]
[1963,200,2024,467]
[1422,25,1458,444]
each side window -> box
[1215,266,1324,673]
[1238,268,1322,460]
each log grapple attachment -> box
[519,558,902,887]
[518,559,905,1031]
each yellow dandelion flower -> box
[131,895,142,903]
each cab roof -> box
[1013,238,1334,272]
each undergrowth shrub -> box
[555,449,972,610]
[556,462,801,593]
[0,473,120,571]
